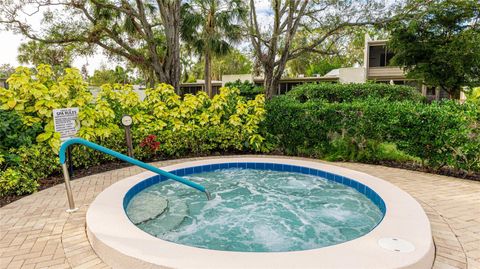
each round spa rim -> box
[86,157,435,269]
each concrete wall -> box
[338,68,366,83]
[367,67,406,80]
[221,74,253,85]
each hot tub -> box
[86,157,434,268]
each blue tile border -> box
[123,162,387,217]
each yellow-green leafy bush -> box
[0,65,269,196]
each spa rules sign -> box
[53,108,79,140]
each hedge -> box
[265,95,480,174]
[225,80,264,100]
[287,83,425,103]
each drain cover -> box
[378,237,415,253]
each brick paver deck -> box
[1,156,479,269]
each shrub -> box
[0,144,59,196]
[390,101,478,171]
[287,83,425,103]
[225,80,264,100]
[0,110,43,150]
[140,135,161,154]
[265,96,394,157]
[131,85,270,155]
[0,65,100,151]
[265,96,480,173]
[10,145,60,179]
[0,65,271,197]
[0,110,43,167]
[0,168,39,196]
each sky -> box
[0,30,108,75]
[0,0,271,75]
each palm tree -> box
[181,0,247,97]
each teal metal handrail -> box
[59,138,211,212]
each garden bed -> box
[1,154,478,208]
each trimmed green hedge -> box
[287,83,425,103]
[225,80,264,100]
[265,95,480,174]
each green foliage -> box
[11,145,60,179]
[225,80,264,100]
[288,56,342,77]
[388,0,480,98]
[0,110,43,170]
[323,140,417,163]
[0,110,42,151]
[287,27,388,76]
[0,143,59,196]
[131,85,270,155]
[305,60,342,77]
[211,50,253,80]
[0,65,270,197]
[186,49,253,81]
[2,0,188,87]
[467,87,480,101]
[181,0,247,94]
[0,168,39,196]
[17,41,77,74]
[181,1,246,57]
[0,64,15,79]
[0,65,103,151]
[287,83,425,103]
[390,101,478,171]
[265,95,480,174]
[0,144,60,197]
[89,66,134,86]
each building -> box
[363,36,449,101]
[214,35,457,101]
[180,80,222,96]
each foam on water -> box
[125,168,383,252]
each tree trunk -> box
[159,0,181,93]
[204,49,213,97]
[263,66,278,99]
[441,85,460,100]
[263,59,288,99]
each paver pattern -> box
[1,156,479,269]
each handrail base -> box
[205,191,212,200]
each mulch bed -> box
[370,160,480,181]
[1,154,478,208]
[0,161,132,207]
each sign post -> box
[53,108,80,212]
[121,115,134,157]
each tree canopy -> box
[181,0,247,96]
[190,49,253,81]
[89,66,134,86]
[246,0,404,98]
[388,0,480,98]
[2,0,477,99]
[0,64,15,79]
[16,41,77,74]
[1,0,182,89]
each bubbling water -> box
[126,168,383,252]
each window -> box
[426,87,436,95]
[369,45,395,67]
